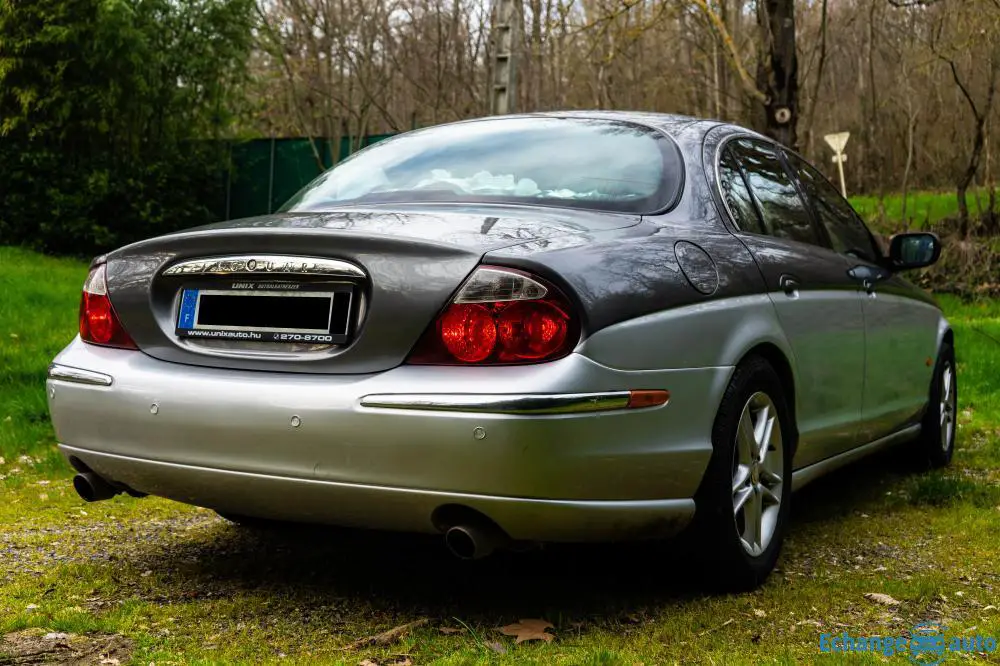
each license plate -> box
[175,281,353,343]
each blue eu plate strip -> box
[178,289,199,330]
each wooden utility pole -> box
[490,0,520,115]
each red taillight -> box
[408,266,579,365]
[440,303,498,362]
[497,301,569,360]
[79,264,137,350]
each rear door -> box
[785,152,940,442]
[719,138,866,467]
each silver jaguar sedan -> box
[47,112,955,590]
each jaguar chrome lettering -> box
[161,255,366,278]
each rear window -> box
[281,117,682,214]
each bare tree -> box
[929,0,1000,233]
[241,0,1000,216]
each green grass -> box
[848,188,993,231]
[0,247,89,475]
[1,248,999,664]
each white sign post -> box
[823,132,851,198]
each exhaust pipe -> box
[73,472,121,502]
[444,522,509,560]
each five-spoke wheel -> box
[920,342,957,468]
[732,392,784,557]
[695,355,792,591]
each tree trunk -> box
[755,0,798,148]
[957,117,988,236]
[955,51,999,236]
[802,0,828,153]
[901,104,918,226]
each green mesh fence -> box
[214,134,396,221]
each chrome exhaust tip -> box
[72,472,120,502]
[444,523,507,560]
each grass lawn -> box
[848,188,993,231]
[1,245,999,664]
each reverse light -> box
[79,264,137,349]
[408,266,579,365]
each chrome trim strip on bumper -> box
[47,363,113,387]
[359,391,633,415]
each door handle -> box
[847,265,879,294]
[779,274,800,295]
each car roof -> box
[436,110,721,138]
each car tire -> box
[693,355,794,591]
[918,342,957,469]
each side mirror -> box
[888,232,941,271]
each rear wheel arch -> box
[738,343,798,455]
[691,350,794,590]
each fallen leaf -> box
[438,627,463,635]
[864,593,901,606]
[358,660,378,666]
[753,609,767,618]
[983,605,997,611]
[698,618,734,636]
[25,604,38,611]
[500,618,555,644]
[341,619,429,650]
[487,641,507,654]
[100,659,121,666]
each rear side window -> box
[786,153,880,262]
[718,147,765,234]
[729,139,820,246]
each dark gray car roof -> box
[534,110,717,136]
[442,110,728,142]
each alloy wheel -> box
[940,362,956,453]
[732,391,784,557]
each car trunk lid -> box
[104,206,639,374]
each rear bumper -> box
[61,445,695,541]
[48,338,730,541]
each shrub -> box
[0,0,254,256]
